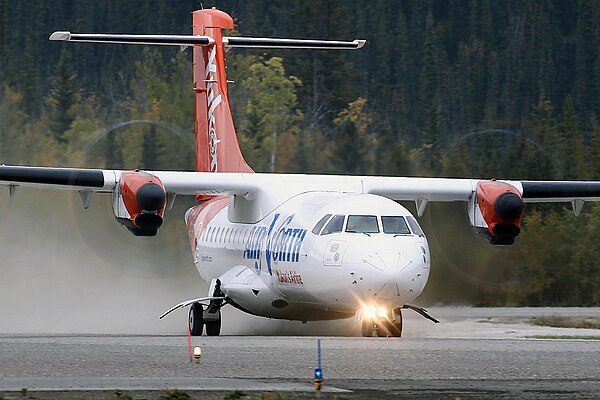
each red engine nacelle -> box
[476,180,524,245]
[114,170,166,236]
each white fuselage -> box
[185,191,430,321]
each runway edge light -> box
[314,338,323,391]
[193,346,202,364]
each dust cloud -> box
[0,190,357,336]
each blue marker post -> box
[314,338,323,391]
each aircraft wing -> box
[0,166,259,197]
[5,165,600,204]
[3,165,600,241]
[5,165,600,207]
[361,176,600,203]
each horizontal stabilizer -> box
[223,36,366,49]
[49,31,215,46]
[49,32,365,50]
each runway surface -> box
[2,308,600,399]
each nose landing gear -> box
[361,308,403,337]
[360,305,438,337]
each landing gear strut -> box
[361,308,403,337]
[360,305,438,338]
[188,279,226,336]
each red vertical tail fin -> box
[192,9,253,174]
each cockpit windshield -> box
[346,215,379,234]
[313,214,420,236]
[381,216,411,234]
[406,216,424,236]
[311,214,332,235]
[321,214,345,235]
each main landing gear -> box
[189,279,226,336]
[361,305,439,338]
[189,303,222,336]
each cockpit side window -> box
[407,216,424,236]
[321,214,345,235]
[382,216,411,235]
[311,214,332,235]
[346,215,379,234]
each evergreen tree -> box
[590,117,600,180]
[332,98,373,174]
[240,57,302,172]
[47,50,77,143]
[560,96,586,179]
[529,93,561,179]
[0,0,6,81]
[0,87,29,163]
[419,9,442,124]
[104,131,123,169]
[140,125,158,169]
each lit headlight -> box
[362,305,376,319]
[362,305,389,319]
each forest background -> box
[1,0,600,307]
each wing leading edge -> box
[4,165,600,204]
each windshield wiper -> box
[346,230,371,237]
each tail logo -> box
[206,46,222,172]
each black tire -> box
[375,321,388,337]
[189,303,204,336]
[386,320,403,337]
[361,319,374,337]
[205,318,221,336]
[383,310,403,337]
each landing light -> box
[362,305,376,319]
[362,305,389,319]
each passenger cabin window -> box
[346,215,379,234]
[382,216,411,235]
[312,214,332,235]
[407,216,424,236]
[321,215,345,235]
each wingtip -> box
[355,39,367,49]
[49,31,71,41]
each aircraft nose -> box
[349,241,429,302]
[363,249,413,272]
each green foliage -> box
[114,389,134,400]
[46,50,77,143]
[239,57,302,172]
[331,98,376,174]
[530,315,600,329]
[159,389,192,400]
[224,390,246,399]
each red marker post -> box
[187,325,193,363]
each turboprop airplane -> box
[3,8,600,337]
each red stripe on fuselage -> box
[186,196,229,252]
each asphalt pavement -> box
[2,308,600,399]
